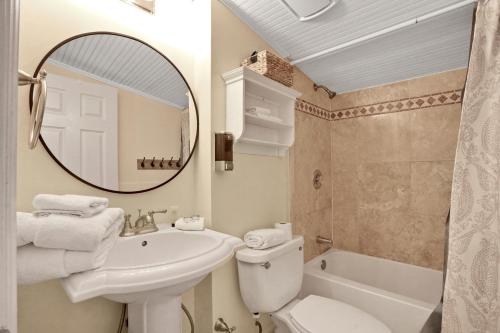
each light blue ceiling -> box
[48,34,189,109]
[219,0,475,93]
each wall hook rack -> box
[137,157,181,170]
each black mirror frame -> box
[29,31,199,194]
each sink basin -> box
[61,225,243,333]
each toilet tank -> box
[236,236,304,314]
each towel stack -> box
[243,223,293,250]
[17,194,124,285]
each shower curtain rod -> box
[290,0,478,65]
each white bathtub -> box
[300,249,443,333]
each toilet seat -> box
[289,295,391,333]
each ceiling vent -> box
[278,0,336,21]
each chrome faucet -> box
[119,209,168,237]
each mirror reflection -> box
[37,33,197,193]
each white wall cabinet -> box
[222,67,301,156]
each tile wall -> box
[292,69,467,269]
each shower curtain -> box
[442,1,500,332]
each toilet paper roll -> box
[274,222,292,241]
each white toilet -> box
[236,236,391,333]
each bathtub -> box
[300,249,443,333]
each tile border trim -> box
[295,89,463,121]
[294,99,331,120]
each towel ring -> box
[19,69,47,149]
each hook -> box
[151,156,156,167]
[160,158,165,168]
[141,157,146,168]
[168,156,174,167]
[176,158,182,168]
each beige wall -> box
[210,1,330,332]
[17,1,209,332]
[291,69,466,268]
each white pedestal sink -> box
[61,225,243,333]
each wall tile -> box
[331,118,359,172]
[358,162,411,213]
[357,112,411,163]
[358,209,412,264]
[292,112,332,215]
[410,104,462,161]
[367,80,409,103]
[294,69,463,269]
[294,69,331,110]
[332,170,359,251]
[331,89,372,111]
[410,161,454,217]
[293,207,333,262]
[407,69,467,97]
[357,162,412,263]
[406,213,446,270]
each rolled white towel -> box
[17,223,120,285]
[175,216,204,231]
[33,194,108,217]
[17,208,124,251]
[244,228,286,250]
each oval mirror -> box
[30,32,198,194]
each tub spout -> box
[316,236,333,247]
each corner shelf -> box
[222,67,301,156]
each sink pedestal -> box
[128,295,182,333]
[62,227,244,333]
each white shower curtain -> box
[442,1,500,332]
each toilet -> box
[236,236,391,333]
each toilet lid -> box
[289,295,391,333]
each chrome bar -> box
[316,236,333,246]
[28,70,47,149]
[19,69,47,149]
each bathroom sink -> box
[61,225,243,333]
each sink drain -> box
[141,241,148,247]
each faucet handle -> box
[119,214,135,237]
[145,209,168,226]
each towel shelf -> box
[244,112,292,130]
[222,67,301,156]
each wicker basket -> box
[241,50,294,87]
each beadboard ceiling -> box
[47,34,189,109]
[219,0,475,93]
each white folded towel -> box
[17,224,120,285]
[246,106,271,116]
[33,194,108,217]
[16,208,124,251]
[175,216,205,231]
[17,212,37,247]
[244,228,287,250]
